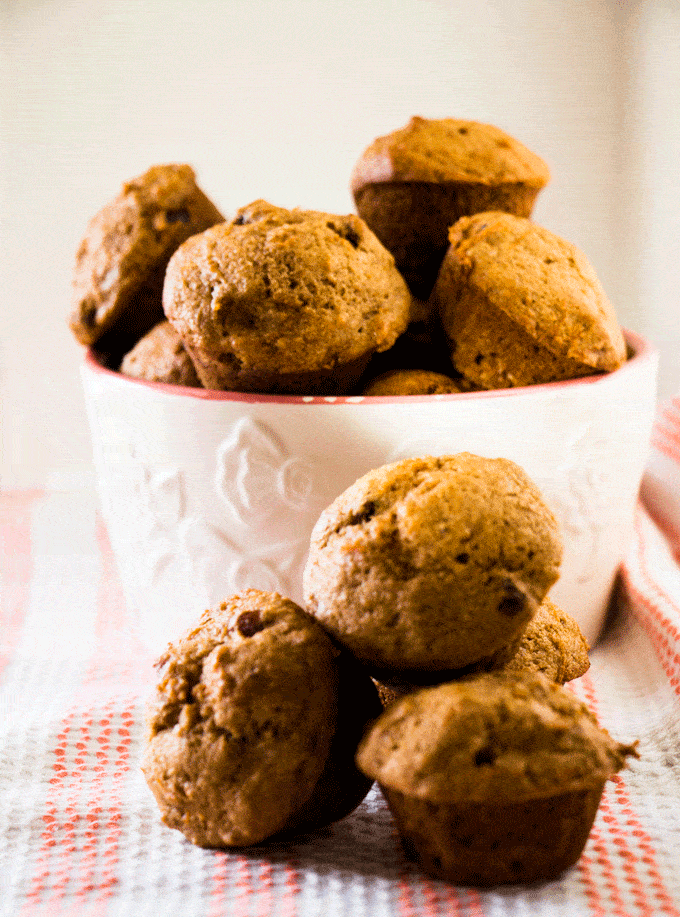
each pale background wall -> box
[1,0,678,488]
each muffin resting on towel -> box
[141,589,380,847]
[356,672,637,886]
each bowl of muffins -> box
[73,117,657,654]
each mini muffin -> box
[303,453,562,674]
[356,672,637,886]
[163,200,411,394]
[433,211,627,389]
[374,597,590,708]
[120,320,202,387]
[70,164,224,360]
[351,117,550,299]
[141,589,379,847]
[361,368,464,396]
[494,596,590,684]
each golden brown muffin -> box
[494,596,590,684]
[163,200,411,394]
[120,320,202,387]
[303,453,562,674]
[351,117,549,299]
[432,211,627,389]
[70,164,224,360]
[373,597,590,708]
[141,589,379,848]
[361,368,465,396]
[356,672,637,886]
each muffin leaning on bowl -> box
[432,211,627,389]
[356,672,637,886]
[163,200,412,395]
[350,116,550,299]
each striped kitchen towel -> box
[3,402,680,916]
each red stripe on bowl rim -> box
[83,328,656,405]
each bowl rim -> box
[83,327,656,405]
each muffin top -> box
[163,200,411,384]
[356,672,637,804]
[361,368,465,396]
[350,117,550,192]
[141,589,339,847]
[496,596,590,684]
[120,320,201,387]
[303,453,562,673]
[70,163,224,347]
[437,211,626,372]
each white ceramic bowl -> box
[81,329,658,655]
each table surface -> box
[4,399,680,917]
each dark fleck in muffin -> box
[356,672,637,886]
[163,200,411,394]
[120,320,202,387]
[303,453,562,674]
[70,164,224,361]
[351,117,549,299]
[141,589,378,847]
[432,211,627,389]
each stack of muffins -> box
[69,117,637,886]
[302,453,635,886]
[69,117,627,397]
[140,452,636,887]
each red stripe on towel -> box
[20,517,139,912]
[652,429,680,467]
[621,512,680,695]
[581,672,679,916]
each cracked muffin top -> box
[162,200,411,393]
[349,118,550,301]
[70,164,224,352]
[303,453,563,674]
[141,589,340,847]
[356,671,637,804]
